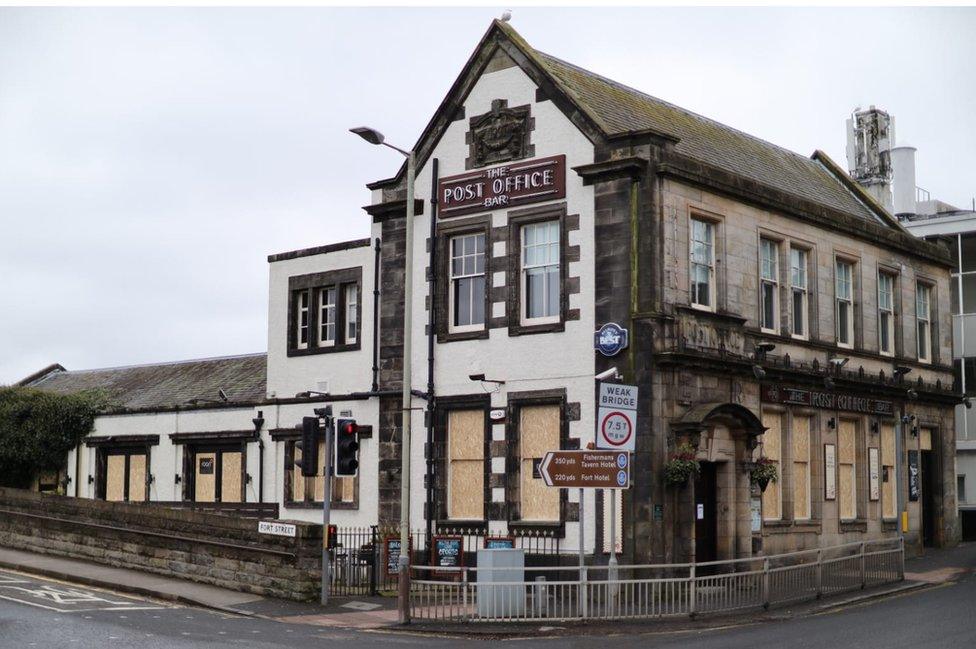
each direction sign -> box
[597,383,638,451]
[539,450,630,489]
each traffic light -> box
[327,524,338,550]
[294,416,320,477]
[334,418,359,477]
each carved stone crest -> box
[466,99,533,168]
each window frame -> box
[317,286,337,347]
[759,237,780,333]
[287,267,363,357]
[835,258,856,349]
[345,283,358,344]
[520,220,561,326]
[507,204,568,337]
[790,246,809,340]
[878,271,896,357]
[449,231,488,334]
[296,290,310,350]
[690,217,716,311]
[916,281,932,363]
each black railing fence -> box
[328,525,565,596]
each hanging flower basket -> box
[750,456,778,492]
[664,444,700,487]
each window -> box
[760,412,783,521]
[446,409,485,520]
[287,440,357,508]
[345,284,358,343]
[100,449,148,503]
[917,283,932,362]
[878,272,895,356]
[959,475,967,503]
[790,247,808,338]
[288,267,362,355]
[835,260,854,348]
[521,221,560,323]
[318,287,336,346]
[793,416,812,520]
[690,218,715,309]
[450,233,486,331]
[296,291,309,350]
[881,423,897,519]
[838,419,857,520]
[519,404,561,522]
[760,238,778,332]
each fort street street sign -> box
[539,450,630,489]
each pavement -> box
[0,542,972,638]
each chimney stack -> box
[890,144,918,217]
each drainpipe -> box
[425,158,439,541]
[253,411,265,503]
[372,237,382,393]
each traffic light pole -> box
[321,412,334,607]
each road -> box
[0,551,973,648]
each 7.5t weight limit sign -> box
[597,383,638,452]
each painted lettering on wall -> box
[761,385,894,416]
[438,155,566,218]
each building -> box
[23,20,960,562]
[883,135,976,541]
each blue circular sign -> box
[595,322,629,357]
[617,453,627,468]
[616,470,627,487]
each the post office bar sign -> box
[761,385,894,416]
[438,154,566,218]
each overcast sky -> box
[2,6,974,384]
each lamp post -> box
[351,126,415,624]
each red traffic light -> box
[339,420,359,435]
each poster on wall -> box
[908,450,920,502]
[385,537,411,576]
[824,444,837,500]
[432,536,463,575]
[869,448,880,501]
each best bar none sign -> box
[438,155,566,218]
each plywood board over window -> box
[195,452,217,503]
[792,416,811,520]
[760,411,783,521]
[291,445,306,501]
[128,454,146,502]
[838,420,857,520]
[106,455,126,502]
[448,409,485,521]
[221,451,242,503]
[881,423,897,519]
[520,405,560,522]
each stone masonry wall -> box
[0,488,323,601]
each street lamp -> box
[351,125,416,625]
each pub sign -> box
[438,154,566,218]
[761,385,894,416]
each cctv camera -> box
[595,367,620,381]
[468,373,486,382]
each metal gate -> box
[329,526,379,596]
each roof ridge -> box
[45,352,267,377]
[535,50,819,167]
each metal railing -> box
[408,537,904,622]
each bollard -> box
[815,549,823,599]
[762,557,770,610]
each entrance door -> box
[921,450,937,547]
[695,462,718,564]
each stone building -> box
[22,19,960,563]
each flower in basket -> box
[664,444,700,487]
[750,456,779,492]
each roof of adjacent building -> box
[18,353,267,412]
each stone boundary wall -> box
[0,488,322,601]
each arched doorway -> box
[671,403,765,563]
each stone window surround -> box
[758,406,824,532]
[505,388,570,533]
[287,267,363,357]
[431,393,492,528]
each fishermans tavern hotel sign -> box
[438,154,566,218]
[762,385,895,416]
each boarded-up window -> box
[291,444,306,501]
[881,423,897,519]
[839,419,857,520]
[106,454,126,502]
[761,411,783,521]
[221,452,242,503]
[311,440,356,504]
[919,428,933,451]
[519,405,560,522]
[793,416,811,520]
[127,454,146,503]
[448,409,485,520]
[195,452,217,503]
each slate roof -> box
[20,353,267,412]
[532,51,881,224]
